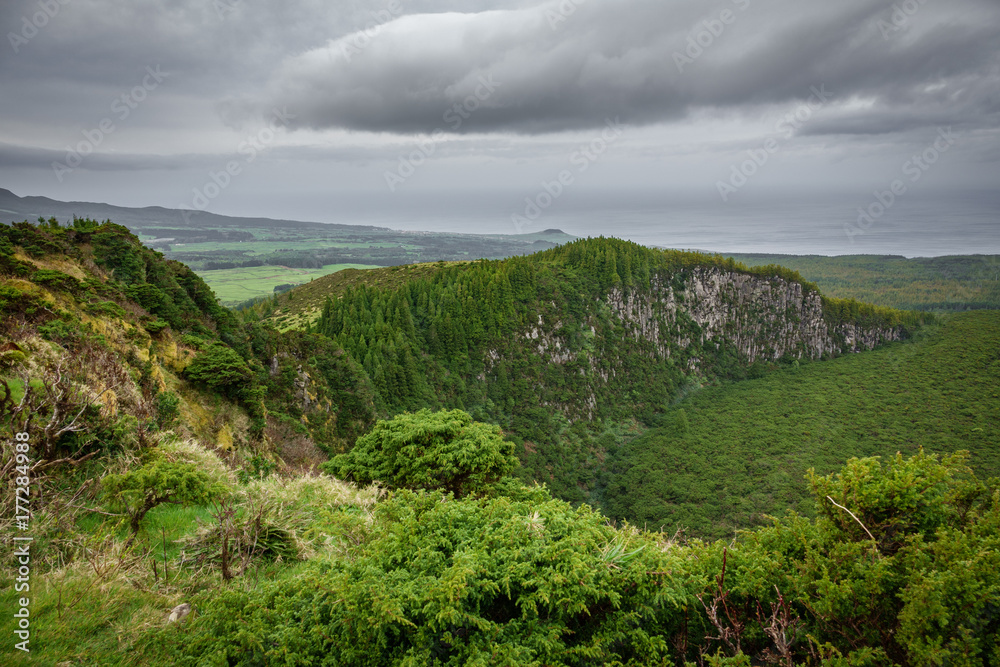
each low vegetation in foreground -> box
[164,445,999,667]
[3,406,997,666]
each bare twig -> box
[757,585,800,666]
[30,450,99,473]
[826,496,877,544]
[62,503,123,517]
[697,548,747,655]
[162,527,169,586]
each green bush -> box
[32,269,81,294]
[180,333,207,349]
[0,232,15,257]
[698,449,1000,664]
[323,409,518,497]
[154,391,180,428]
[236,453,278,484]
[38,314,87,345]
[84,300,127,319]
[184,342,253,398]
[170,491,688,666]
[91,413,140,453]
[159,447,999,664]
[102,455,227,543]
[71,215,101,232]
[0,348,27,370]
[0,283,46,316]
[143,318,169,334]
[91,224,146,284]
[127,283,168,313]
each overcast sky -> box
[1,0,998,252]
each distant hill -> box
[0,187,577,267]
[0,186,391,233]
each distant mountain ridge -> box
[0,186,417,233]
[0,187,575,242]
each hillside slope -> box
[604,310,1000,538]
[259,237,926,503]
[0,218,377,464]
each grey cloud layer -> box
[4,0,997,143]
[254,0,1000,136]
[1,0,997,184]
[0,0,526,132]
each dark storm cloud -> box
[0,141,216,172]
[0,140,407,173]
[0,0,526,131]
[0,0,371,110]
[0,0,527,86]
[251,0,1000,136]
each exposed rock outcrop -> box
[513,268,902,377]
[606,268,902,363]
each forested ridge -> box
[1,218,997,666]
[275,237,926,511]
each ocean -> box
[302,188,1000,258]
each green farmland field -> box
[199,263,378,305]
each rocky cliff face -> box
[509,267,903,380]
[484,267,903,422]
[606,267,903,364]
